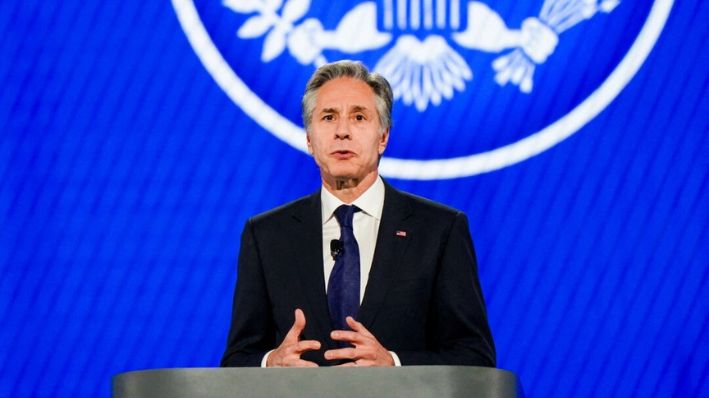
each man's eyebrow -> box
[320,107,339,114]
[350,105,369,113]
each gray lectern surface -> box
[113,366,523,398]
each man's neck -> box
[322,171,379,204]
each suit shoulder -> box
[248,192,317,226]
[398,189,464,219]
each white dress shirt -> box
[320,176,384,301]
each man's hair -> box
[301,60,393,133]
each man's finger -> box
[293,308,306,332]
[330,330,364,344]
[345,316,374,337]
[294,339,321,353]
[284,308,306,342]
[324,347,358,360]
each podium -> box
[113,366,523,398]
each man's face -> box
[307,77,389,185]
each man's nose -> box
[335,122,350,139]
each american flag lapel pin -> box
[395,230,407,237]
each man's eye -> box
[323,115,334,121]
[355,114,365,121]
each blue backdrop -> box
[1,0,707,396]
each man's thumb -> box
[285,308,306,341]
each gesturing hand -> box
[266,309,321,367]
[324,316,394,367]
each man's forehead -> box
[315,78,377,110]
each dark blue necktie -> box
[327,205,361,333]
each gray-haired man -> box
[222,60,495,367]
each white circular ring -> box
[172,0,673,180]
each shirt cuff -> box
[261,349,275,367]
[389,351,402,367]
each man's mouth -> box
[331,150,355,159]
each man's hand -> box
[324,316,394,367]
[266,309,321,367]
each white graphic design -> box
[224,0,620,110]
[172,0,673,179]
[375,35,471,111]
[489,0,620,93]
[223,1,392,65]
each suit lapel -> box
[358,182,413,328]
[289,191,334,346]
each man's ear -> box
[306,131,313,155]
[378,129,390,155]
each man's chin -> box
[320,162,379,184]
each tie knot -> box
[334,205,359,228]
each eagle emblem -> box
[224,0,619,111]
[173,0,672,179]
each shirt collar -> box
[321,176,385,224]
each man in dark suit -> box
[221,60,495,368]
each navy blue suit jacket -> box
[221,182,495,367]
